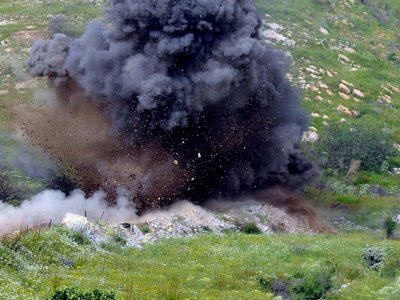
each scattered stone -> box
[326,90,333,96]
[339,92,351,100]
[311,112,321,118]
[387,84,399,93]
[319,27,329,35]
[318,81,329,89]
[338,54,351,63]
[323,114,329,119]
[339,118,347,123]
[0,90,8,96]
[326,70,335,77]
[341,80,353,87]
[352,88,365,98]
[380,96,392,104]
[381,85,393,94]
[316,95,324,101]
[337,104,352,115]
[339,83,351,94]
[323,121,329,126]
[302,130,319,143]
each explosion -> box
[24,0,318,212]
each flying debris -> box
[26,0,319,211]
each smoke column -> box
[25,0,318,211]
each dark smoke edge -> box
[27,0,319,210]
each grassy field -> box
[1,226,400,299]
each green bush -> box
[50,287,115,300]
[240,223,262,234]
[290,271,332,300]
[317,125,393,172]
[67,231,91,246]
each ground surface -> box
[1,0,400,299]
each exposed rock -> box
[339,118,347,123]
[394,215,400,224]
[262,29,295,46]
[316,95,324,101]
[266,22,284,31]
[62,198,320,249]
[368,185,389,197]
[302,130,319,143]
[0,90,8,96]
[323,114,329,119]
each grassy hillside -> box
[1,0,400,299]
[1,227,400,299]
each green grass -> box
[2,227,400,299]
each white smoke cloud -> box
[0,189,137,235]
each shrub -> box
[138,224,151,234]
[290,271,332,300]
[258,270,333,300]
[383,214,397,239]
[317,125,393,172]
[67,231,91,246]
[50,287,115,300]
[240,223,262,234]
[110,230,127,246]
[363,247,385,270]
[0,173,24,204]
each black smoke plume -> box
[26,0,318,212]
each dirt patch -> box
[12,30,49,47]
[254,189,335,233]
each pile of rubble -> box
[62,199,315,249]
